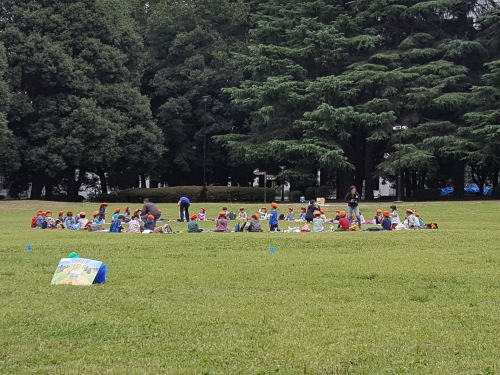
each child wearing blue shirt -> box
[269,202,279,231]
[144,215,156,231]
[381,211,392,230]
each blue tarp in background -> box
[440,186,491,196]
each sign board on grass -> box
[51,258,103,286]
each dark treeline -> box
[0,0,498,200]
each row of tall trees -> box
[0,0,498,199]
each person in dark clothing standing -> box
[178,196,191,222]
[140,198,161,222]
[305,199,320,223]
[345,186,362,229]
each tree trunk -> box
[140,174,147,189]
[30,174,44,200]
[45,182,53,200]
[452,161,465,198]
[363,141,375,200]
[98,170,108,194]
[492,168,499,189]
[66,168,78,200]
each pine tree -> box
[221,0,357,192]
[144,0,251,186]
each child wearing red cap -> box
[45,210,57,229]
[215,212,229,232]
[381,211,392,230]
[285,207,295,221]
[188,214,203,232]
[335,211,350,231]
[258,206,269,220]
[248,214,263,232]
[319,209,327,222]
[111,208,121,221]
[31,210,43,228]
[312,210,324,232]
[144,214,156,231]
[269,202,279,231]
[57,211,65,223]
[98,203,108,222]
[123,207,131,223]
[373,209,384,225]
[404,209,419,229]
[76,212,89,230]
[238,207,248,220]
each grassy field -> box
[0,200,499,375]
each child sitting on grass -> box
[128,214,141,233]
[381,211,392,230]
[238,207,248,220]
[76,212,89,230]
[373,209,384,225]
[299,207,306,221]
[187,214,203,232]
[404,209,420,229]
[64,211,76,229]
[198,207,206,221]
[258,207,269,220]
[31,210,42,228]
[248,214,263,232]
[144,215,156,231]
[123,207,131,222]
[111,208,121,221]
[285,207,295,221]
[312,210,324,232]
[389,205,400,229]
[110,215,125,233]
[215,212,229,232]
[92,211,103,224]
[335,211,350,231]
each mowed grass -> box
[0,200,499,375]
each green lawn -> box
[0,200,499,375]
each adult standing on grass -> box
[178,196,191,222]
[345,186,362,229]
[140,198,161,222]
[305,199,320,223]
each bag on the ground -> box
[88,224,102,232]
[424,222,438,229]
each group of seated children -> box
[31,202,430,233]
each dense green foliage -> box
[1,200,499,374]
[109,186,276,203]
[0,0,499,199]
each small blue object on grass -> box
[94,264,108,284]
[26,244,33,251]
[270,246,276,254]
[68,252,79,258]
